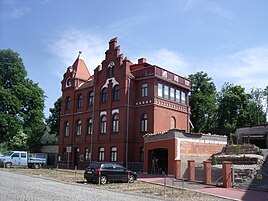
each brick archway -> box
[149,148,168,174]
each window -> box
[87,119,93,135]
[141,113,148,132]
[62,148,67,161]
[170,88,175,101]
[21,153,26,158]
[111,66,114,77]
[78,94,83,108]
[171,116,176,129]
[76,120,82,135]
[110,147,117,162]
[64,121,69,136]
[158,83,163,97]
[175,90,181,103]
[164,85,169,99]
[107,67,111,78]
[112,114,119,133]
[88,92,94,106]
[139,147,144,162]
[107,61,115,78]
[66,78,71,87]
[100,116,107,134]
[181,91,186,105]
[98,147,104,161]
[85,148,91,161]
[113,85,120,101]
[141,83,148,97]
[101,88,108,102]
[66,97,71,110]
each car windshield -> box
[4,151,13,156]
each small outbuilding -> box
[143,129,227,176]
[237,125,268,149]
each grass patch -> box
[3,168,223,201]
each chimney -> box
[138,58,147,64]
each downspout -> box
[90,85,96,164]
[125,77,131,168]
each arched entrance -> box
[148,148,168,174]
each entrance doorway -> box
[149,148,168,174]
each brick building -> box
[144,129,227,176]
[58,37,191,170]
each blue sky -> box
[1,0,268,117]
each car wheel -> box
[128,175,135,183]
[5,162,11,168]
[100,175,107,184]
[86,179,92,183]
[34,164,40,169]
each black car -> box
[84,162,137,184]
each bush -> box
[211,154,218,165]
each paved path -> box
[137,173,268,201]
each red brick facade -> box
[58,38,191,169]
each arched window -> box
[98,147,105,161]
[87,118,93,135]
[107,61,115,78]
[171,116,176,129]
[66,96,71,111]
[76,120,82,135]
[66,77,71,87]
[100,116,107,134]
[88,92,94,106]
[111,66,114,77]
[64,121,69,136]
[141,113,148,132]
[113,85,120,101]
[112,114,119,133]
[110,147,117,162]
[78,94,83,108]
[85,148,91,161]
[101,88,108,102]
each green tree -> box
[0,49,46,150]
[46,97,62,136]
[216,83,251,136]
[263,86,268,122]
[247,88,266,125]
[188,71,217,133]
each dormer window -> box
[66,78,71,87]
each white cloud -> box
[138,47,268,91]
[182,0,233,20]
[209,47,268,90]
[138,49,189,77]
[1,7,31,19]
[47,30,107,75]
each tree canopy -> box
[188,71,217,133]
[0,49,46,151]
[46,97,62,136]
[189,73,267,137]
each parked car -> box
[84,162,137,184]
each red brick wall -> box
[144,139,176,175]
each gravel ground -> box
[0,169,231,201]
[0,170,162,201]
